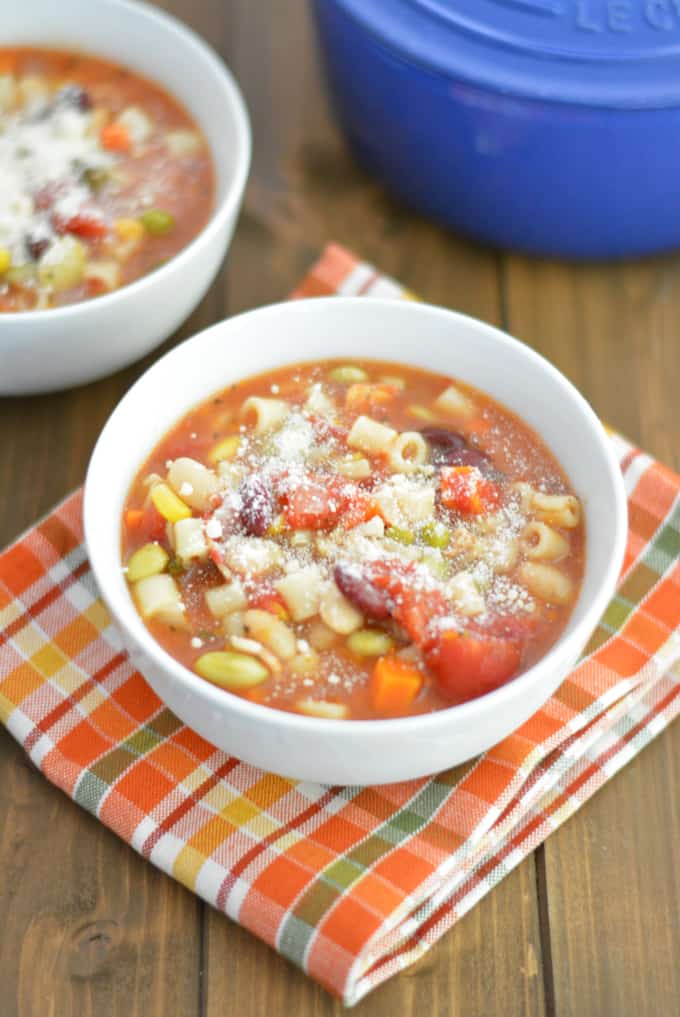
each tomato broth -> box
[122,359,585,721]
[0,48,214,310]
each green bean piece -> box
[420,521,451,549]
[195,651,268,689]
[83,166,109,192]
[386,525,415,545]
[347,629,395,657]
[140,209,176,236]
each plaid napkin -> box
[2,245,680,1007]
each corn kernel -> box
[114,218,145,243]
[0,248,12,274]
[208,435,242,464]
[150,483,191,522]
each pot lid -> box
[333,0,680,108]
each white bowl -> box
[84,298,628,785]
[0,0,251,395]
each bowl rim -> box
[0,0,251,325]
[84,296,629,736]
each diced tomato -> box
[392,586,450,646]
[426,629,521,702]
[283,478,342,530]
[440,466,500,515]
[85,278,107,298]
[54,212,108,239]
[339,489,379,530]
[345,383,399,416]
[130,502,167,544]
[363,560,448,645]
[469,612,541,647]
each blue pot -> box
[313,0,680,259]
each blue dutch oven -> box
[313,0,680,258]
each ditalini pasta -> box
[122,359,585,719]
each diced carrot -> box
[124,509,144,529]
[440,466,500,515]
[371,655,424,716]
[100,122,131,152]
[345,383,399,415]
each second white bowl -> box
[1,0,251,395]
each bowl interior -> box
[3,0,247,208]
[85,297,627,718]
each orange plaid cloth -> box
[1,245,679,1006]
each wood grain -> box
[502,255,680,1017]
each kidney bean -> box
[334,563,392,620]
[238,475,274,536]
[25,234,50,260]
[55,85,92,112]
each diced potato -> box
[125,542,169,583]
[336,455,371,480]
[288,648,320,676]
[150,483,191,522]
[17,75,49,108]
[115,105,153,144]
[434,384,476,419]
[133,574,186,628]
[0,75,16,113]
[297,699,349,720]
[223,611,246,638]
[446,572,485,616]
[37,237,86,293]
[329,365,368,385]
[319,581,363,634]
[275,566,322,621]
[205,582,247,618]
[243,609,297,661]
[167,457,218,511]
[307,620,338,651]
[223,536,285,576]
[165,129,202,157]
[174,517,208,562]
[304,383,336,416]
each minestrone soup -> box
[0,48,214,311]
[121,360,585,720]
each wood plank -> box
[203,3,547,1015]
[0,734,202,1017]
[0,206,224,1017]
[502,253,680,1017]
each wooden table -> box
[2,3,680,1014]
